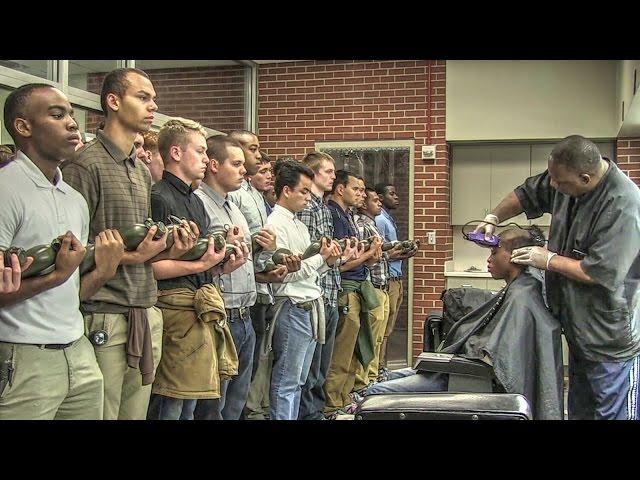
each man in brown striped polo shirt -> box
[62,68,178,420]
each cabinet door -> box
[451,145,491,225]
[445,277,487,289]
[490,145,530,226]
[486,279,506,291]
[529,144,554,226]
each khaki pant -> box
[323,291,361,414]
[244,351,273,420]
[0,336,103,420]
[380,279,403,368]
[84,306,163,420]
[354,288,389,390]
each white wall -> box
[446,60,618,141]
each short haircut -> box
[206,135,243,165]
[100,67,150,116]
[227,130,257,146]
[332,169,358,194]
[498,225,546,253]
[142,130,159,152]
[364,184,376,194]
[260,152,271,165]
[301,151,335,173]
[3,83,55,143]
[374,182,394,196]
[274,160,314,197]
[158,117,207,165]
[550,135,602,174]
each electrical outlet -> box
[427,231,436,245]
[421,145,436,160]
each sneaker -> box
[349,391,364,404]
[342,402,359,415]
[377,367,390,383]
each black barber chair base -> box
[413,352,494,393]
[354,393,532,420]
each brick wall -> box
[257,60,451,361]
[86,65,246,134]
[617,138,640,186]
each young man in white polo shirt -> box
[0,84,123,419]
[265,160,342,420]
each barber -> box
[475,135,640,420]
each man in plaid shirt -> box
[296,152,357,420]
[354,184,396,391]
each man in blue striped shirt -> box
[375,182,418,372]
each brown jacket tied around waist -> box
[152,284,238,400]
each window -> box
[69,60,121,94]
[317,140,415,367]
[0,60,52,80]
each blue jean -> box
[219,313,256,420]
[298,303,339,420]
[568,352,640,420]
[270,300,317,420]
[148,395,223,420]
[364,368,448,395]
[147,394,183,420]
[178,398,223,420]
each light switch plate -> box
[421,145,436,160]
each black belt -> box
[36,342,75,350]
[388,276,402,282]
[226,307,250,322]
[373,284,389,291]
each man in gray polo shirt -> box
[0,84,120,419]
[196,135,268,419]
[62,68,176,420]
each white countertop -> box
[444,271,492,278]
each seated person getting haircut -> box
[362,226,564,420]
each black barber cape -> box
[439,269,564,420]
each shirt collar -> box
[199,182,228,209]
[576,158,616,204]
[273,204,296,220]
[328,199,349,216]
[14,150,70,194]
[162,170,193,196]
[241,179,252,191]
[357,213,375,225]
[310,191,323,205]
[96,129,136,166]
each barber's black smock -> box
[150,171,213,291]
[514,160,640,362]
[440,269,564,420]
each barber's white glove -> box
[511,246,557,270]
[473,214,499,241]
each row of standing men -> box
[0,68,417,420]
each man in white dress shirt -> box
[265,160,342,420]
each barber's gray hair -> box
[550,135,602,174]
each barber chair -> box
[354,288,533,420]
